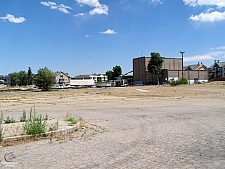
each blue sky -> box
[1,0,225,77]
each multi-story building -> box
[208,60,225,79]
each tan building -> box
[133,56,208,85]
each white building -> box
[54,71,70,85]
[74,74,108,83]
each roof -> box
[124,71,133,76]
[209,62,225,69]
[55,71,69,77]
[186,62,207,70]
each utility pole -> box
[180,51,185,79]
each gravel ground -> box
[0,83,225,168]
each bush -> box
[169,78,188,86]
[23,108,47,135]
[178,78,188,85]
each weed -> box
[23,108,47,135]
[64,113,78,126]
[4,116,16,124]
[20,109,27,122]
[44,114,48,120]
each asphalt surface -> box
[1,97,225,169]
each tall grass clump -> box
[20,109,27,122]
[23,108,47,135]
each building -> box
[185,62,208,71]
[74,74,108,83]
[208,60,225,79]
[70,79,95,87]
[0,75,11,86]
[133,56,208,85]
[54,71,70,85]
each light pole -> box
[180,51,185,79]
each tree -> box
[27,67,33,85]
[33,67,55,91]
[112,65,122,78]
[8,72,20,86]
[106,70,113,81]
[147,52,164,85]
[8,71,27,86]
[106,65,122,80]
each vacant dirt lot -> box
[0,82,225,168]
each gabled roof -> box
[55,71,69,77]
[209,61,225,69]
[186,62,207,70]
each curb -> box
[2,122,80,142]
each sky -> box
[1,0,225,77]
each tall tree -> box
[106,65,122,80]
[27,67,33,85]
[33,67,55,91]
[112,65,122,78]
[147,52,164,85]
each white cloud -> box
[90,4,108,15]
[100,29,116,34]
[211,46,225,50]
[74,13,84,17]
[40,1,71,14]
[184,54,213,62]
[76,0,109,15]
[184,45,225,62]
[0,14,26,23]
[189,10,225,22]
[183,0,225,8]
[152,0,163,4]
[85,35,90,37]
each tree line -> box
[8,67,55,91]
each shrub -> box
[169,78,188,86]
[23,108,47,135]
[178,78,188,85]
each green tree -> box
[112,65,122,78]
[19,71,27,86]
[8,72,20,86]
[8,71,27,86]
[27,67,33,85]
[106,65,122,80]
[33,67,55,91]
[147,52,164,85]
[106,70,113,80]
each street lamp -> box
[180,51,185,79]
